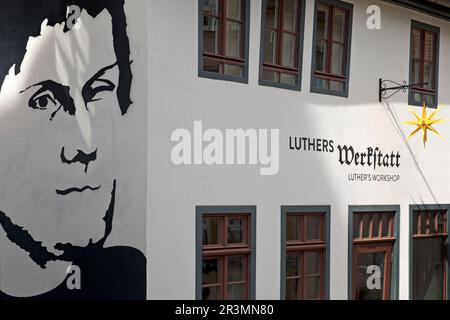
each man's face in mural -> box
[0,10,122,251]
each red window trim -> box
[202,0,246,70]
[262,0,302,76]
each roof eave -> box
[383,0,450,21]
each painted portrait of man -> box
[0,0,146,300]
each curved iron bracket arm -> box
[379,78,428,102]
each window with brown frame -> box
[285,213,325,300]
[412,209,447,300]
[260,0,304,89]
[311,0,352,97]
[202,214,250,300]
[200,0,248,81]
[409,21,440,108]
[352,211,395,300]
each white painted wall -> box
[147,0,450,300]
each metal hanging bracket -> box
[379,78,428,102]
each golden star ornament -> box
[402,102,447,146]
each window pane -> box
[419,212,427,235]
[425,94,435,106]
[372,214,381,238]
[363,214,370,238]
[203,0,219,15]
[203,17,220,54]
[282,32,297,67]
[429,212,437,235]
[283,0,299,33]
[411,60,421,84]
[314,77,329,90]
[354,251,386,300]
[287,252,301,277]
[353,214,361,238]
[332,9,346,43]
[280,73,297,85]
[226,0,242,20]
[203,259,221,285]
[305,251,321,275]
[329,80,344,92]
[381,213,391,237]
[315,39,327,72]
[306,215,322,241]
[262,69,279,82]
[331,43,344,75]
[423,62,434,90]
[228,218,244,244]
[203,218,222,245]
[413,212,419,235]
[411,29,421,59]
[204,59,221,73]
[412,92,423,105]
[437,211,446,233]
[203,286,221,300]
[263,29,278,64]
[286,279,299,300]
[227,284,244,300]
[304,276,320,299]
[227,256,244,282]
[226,21,241,58]
[265,0,279,28]
[413,238,445,300]
[224,64,243,77]
[287,215,302,241]
[424,32,435,62]
[316,5,329,40]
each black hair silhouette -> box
[0,0,132,114]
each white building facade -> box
[148,0,450,300]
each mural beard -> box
[0,180,117,269]
[0,1,146,300]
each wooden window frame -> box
[348,206,400,300]
[259,0,306,91]
[196,206,256,300]
[408,20,440,108]
[310,0,353,97]
[410,206,449,300]
[199,0,250,83]
[351,212,395,300]
[281,206,330,300]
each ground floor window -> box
[349,206,399,300]
[196,206,256,300]
[410,205,449,300]
[281,206,330,300]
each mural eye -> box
[29,91,58,110]
[85,79,116,103]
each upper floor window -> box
[409,21,440,108]
[310,0,353,97]
[199,0,250,83]
[259,0,305,90]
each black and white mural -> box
[0,0,147,299]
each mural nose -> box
[60,147,98,173]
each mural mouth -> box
[56,185,101,196]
